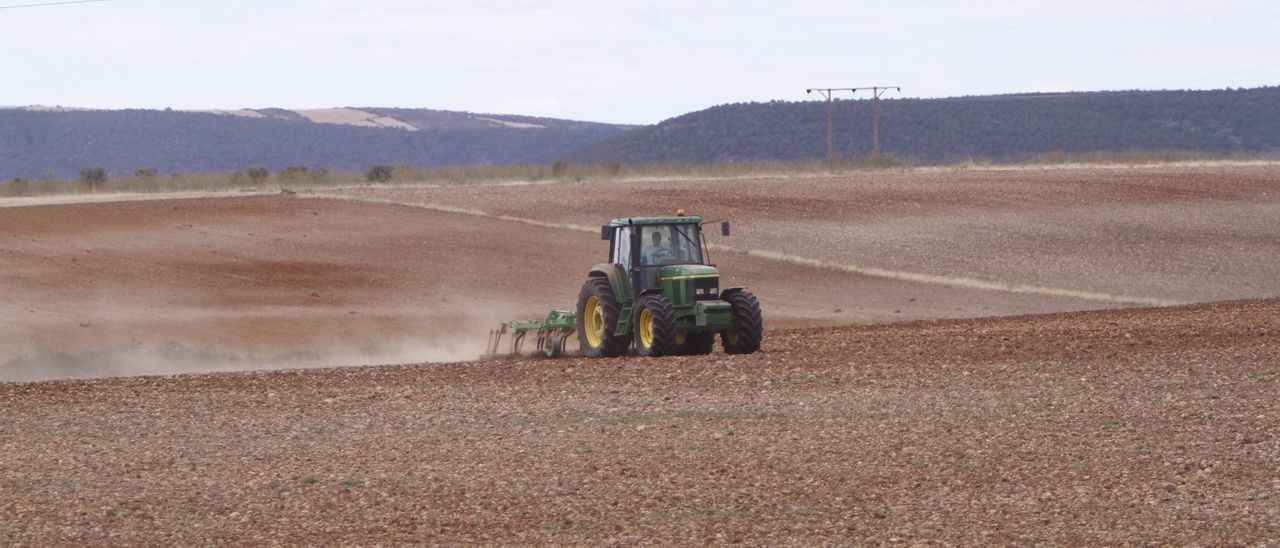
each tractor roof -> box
[607,215,702,227]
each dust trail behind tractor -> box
[483,309,577,359]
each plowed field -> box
[1,164,1278,543]
[331,164,1280,305]
[2,299,1277,544]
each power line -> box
[0,0,110,10]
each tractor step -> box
[614,302,633,337]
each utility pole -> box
[867,86,900,158]
[806,86,901,163]
[806,88,853,166]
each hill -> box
[562,87,1280,165]
[0,107,632,179]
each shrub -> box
[246,167,270,182]
[366,164,394,183]
[78,168,107,191]
[7,177,30,197]
[279,166,311,181]
[550,160,568,176]
[37,170,60,184]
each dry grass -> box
[4,151,1275,200]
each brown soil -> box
[1,299,1276,544]
[332,164,1280,304]
[1,165,1277,543]
[1,194,1109,382]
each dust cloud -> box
[0,335,492,384]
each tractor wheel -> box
[635,293,678,357]
[721,290,763,354]
[577,278,631,357]
[674,330,716,355]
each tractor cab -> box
[604,215,711,291]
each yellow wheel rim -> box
[584,296,604,347]
[675,330,687,345]
[638,308,654,348]
[726,331,740,347]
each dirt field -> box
[2,299,1277,544]
[329,164,1280,304]
[1,187,1121,382]
[1,164,1278,543]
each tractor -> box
[485,212,763,358]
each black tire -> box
[635,293,678,357]
[577,278,631,357]
[721,290,763,354]
[674,330,716,355]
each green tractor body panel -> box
[589,262,634,336]
[589,262,631,298]
[655,264,734,331]
[656,264,717,299]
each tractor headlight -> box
[696,288,705,295]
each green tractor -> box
[485,212,762,358]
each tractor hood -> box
[657,264,719,281]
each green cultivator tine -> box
[482,310,577,359]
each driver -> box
[643,230,671,264]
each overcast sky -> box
[2,0,1277,124]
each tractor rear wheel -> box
[635,293,678,357]
[577,278,631,357]
[721,290,763,354]
[675,330,716,355]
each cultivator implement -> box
[483,309,577,359]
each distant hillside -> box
[0,107,632,179]
[563,87,1280,165]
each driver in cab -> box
[643,230,671,264]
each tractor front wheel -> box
[721,290,763,354]
[635,294,678,357]
[577,278,631,357]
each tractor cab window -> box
[640,224,703,266]
[612,226,633,269]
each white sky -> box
[2,0,1278,125]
